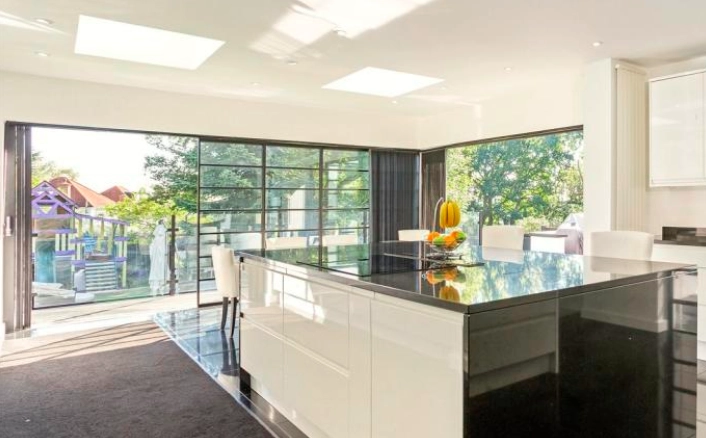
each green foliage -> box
[31,151,79,186]
[144,135,199,213]
[142,137,370,231]
[446,131,583,227]
[104,191,184,239]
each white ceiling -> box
[1,0,706,116]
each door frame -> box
[3,122,33,331]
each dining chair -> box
[481,225,525,250]
[398,229,430,241]
[211,246,240,338]
[590,231,653,260]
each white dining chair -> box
[211,246,240,338]
[398,229,430,241]
[481,225,525,250]
[590,231,653,261]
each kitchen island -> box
[237,242,697,438]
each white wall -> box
[0,71,419,148]
[582,59,617,254]
[414,75,582,148]
[646,57,706,236]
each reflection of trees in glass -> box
[454,250,584,304]
[323,150,370,230]
[31,152,79,186]
[446,131,583,229]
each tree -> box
[143,136,199,213]
[104,191,184,239]
[446,131,583,229]
[31,152,79,186]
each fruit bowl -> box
[425,230,467,258]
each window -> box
[445,130,583,242]
[197,142,370,303]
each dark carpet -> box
[0,323,272,438]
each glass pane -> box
[324,190,369,209]
[266,210,319,231]
[200,188,261,210]
[266,168,319,189]
[266,231,318,249]
[323,210,369,229]
[200,232,262,255]
[324,169,369,190]
[200,142,262,166]
[267,146,319,168]
[200,166,261,188]
[323,149,369,170]
[322,229,367,246]
[199,212,262,233]
[199,256,214,280]
[267,189,319,210]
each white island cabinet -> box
[239,260,465,438]
[649,71,706,186]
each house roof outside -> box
[49,176,116,208]
[101,185,133,203]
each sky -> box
[32,127,160,192]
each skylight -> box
[323,67,443,97]
[74,15,225,70]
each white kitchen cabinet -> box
[371,298,464,438]
[240,262,284,334]
[649,71,706,186]
[240,262,374,438]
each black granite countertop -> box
[238,242,692,314]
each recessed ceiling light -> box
[34,18,53,25]
[441,86,448,90]
[323,67,443,97]
[34,51,50,57]
[392,100,399,104]
[74,15,225,70]
[504,67,513,72]
[592,41,603,47]
[286,59,298,66]
[251,81,261,86]
[334,27,347,37]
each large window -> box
[197,142,370,303]
[445,130,584,241]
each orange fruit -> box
[427,231,440,242]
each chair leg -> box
[220,297,229,330]
[230,297,238,339]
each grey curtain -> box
[371,151,420,242]
[421,149,445,231]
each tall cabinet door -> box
[649,72,705,186]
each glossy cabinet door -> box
[371,298,464,438]
[240,262,284,334]
[240,262,286,408]
[281,277,373,438]
[283,275,349,368]
[649,72,705,186]
[240,317,284,406]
